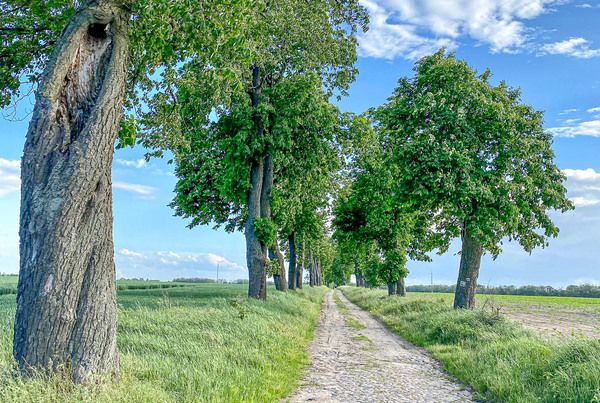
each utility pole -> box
[430,269,433,293]
[217,263,220,284]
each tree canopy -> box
[370,50,573,307]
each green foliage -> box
[170,73,349,239]
[332,116,433,286]
[137,0,367,154]
[0,284,327,402]
[228,297,249,320]
[343,287,600,403]
[0,0,74,107]
[325,254,353,287]
[117,114,139,149]
[254,218,277,247]
[372,50,574,257]
[1,0,258,141]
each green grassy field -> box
[0,283,327,402]
[341,286,600,403]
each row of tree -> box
[328,51,573,309]
[2,0,573,387]
[3,0,366,383]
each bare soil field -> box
[402,292,600,339]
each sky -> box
[1,0,599,286]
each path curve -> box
[287,290,473,403]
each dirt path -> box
[287,290,472,403]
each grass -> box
[333,291,366,330]
[341,286,600,403]
[0,276,195,295]
[0,283,327,402]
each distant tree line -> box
[407,284,600,298]
[173,278,250,284]
[173,278,217,283]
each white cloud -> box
[115,158,147,169]
[204,252,243,269]
[569,197,600,207]
[559,108,578,115]
[562,168,600,207]
[540,37,600,58]
[113,181,157,198]
[587,106,600,113]
[563,168,600,182]
[0,158,21,198]
[549,119,600,137]
[118,249,244,270]
[358,0,457,60]
[118,248,145,258]
[358,0,561,59]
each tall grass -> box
[341,286,600,403]
[0,284,327,402]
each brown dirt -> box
[504,309,600,338]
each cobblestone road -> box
[287,290,473,403]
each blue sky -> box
[1,0,599,285]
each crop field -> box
[0,283,326,402]
[0,276,191,295]
[402,292,600,338]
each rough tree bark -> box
[269,248,281,290]
[453,227,483,309]
[14,0,129,383]
[387,282,396,296]
[269,235,287,292]
[396,277,406,296]
[246,65,269,300]
[246,158,267,299]
[316,258,322,286]
[288,233,297,290]
[354,262,364,287]
[308,249,315,287]
[296,238,304,289]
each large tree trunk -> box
[288,233,297,290]
[316,258,323,286]
[396,277,406,296]
[354,262,364,287]
[246,159,267,299]
[453,227,483,309]
[269,235,287,292]
[245,65,269,300]
[308,249,315,287]
[14,1,129,383]
[269,248,282,290]
[296,238,304,289]
[387,282,396,296]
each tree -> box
[170,65,360,299]
[326,250,353,287]
[163,0,367,299]
[2,0,252,381]
[10,0,129,382]
[332,117,436,296]
[373,51,574,308]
